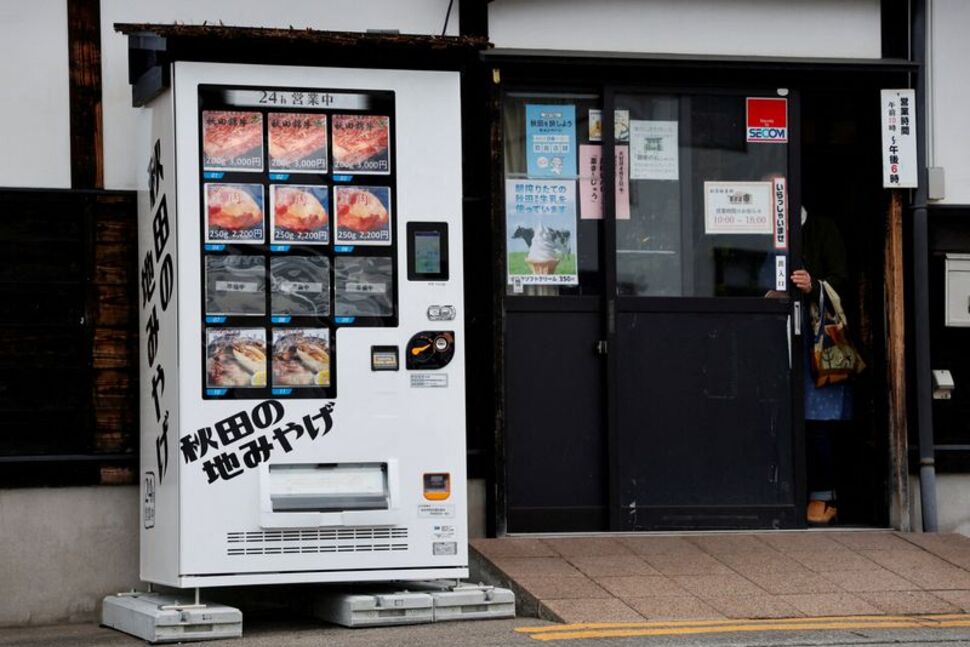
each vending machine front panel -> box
[139,62,466,587]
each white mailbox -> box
[945,254,970,327]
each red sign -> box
[746,98,788,143]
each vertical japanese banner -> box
[880,89,918,188]
[579,144,630,220]
[773,177,788,250]
[140,103,179,531]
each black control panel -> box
[405,331,454,370]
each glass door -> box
[501,90,611,532]
[605,88,804,530]
[498,84,804,532]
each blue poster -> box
[526,104,577,178]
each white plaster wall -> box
[0,1,71,189]
[0,487,140,626]
[909,474,970,537]
[489,0,881,59]
[929,0,970,205]
[100,0,460,190]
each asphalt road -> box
[3,617,970,647]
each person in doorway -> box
[791,205,852,525]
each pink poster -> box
[579,145,630,220]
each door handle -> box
[793,301,802,336]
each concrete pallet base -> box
[101,593,242,643]
[313,583,516,627]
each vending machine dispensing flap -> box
[268,463,389,512]
[259,460,401,528]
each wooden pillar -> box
[885,190,910,530]
[67,0,104,189]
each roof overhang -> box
[115,23,491,107]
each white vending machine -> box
[137,62,467,588]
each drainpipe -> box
[911,0,939,531]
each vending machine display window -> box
[197,85,398,400]
[205,255,266,316]
[269,256,330,317]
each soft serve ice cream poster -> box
[506,179,578,286]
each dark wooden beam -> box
[881,0,910,59]
[459,0,489,39]
[885,190,910,530]
[68,0,104,189]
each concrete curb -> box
[469,544,564,622]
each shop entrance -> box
[799,87,890,528]
[501,86,805,532]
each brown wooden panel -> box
[94,407,134,433]
[67,0,103,189]
[0,286,86,326]
[0,242,85,282]
[100,465,136,485]
[0,189,137,486]
[0,410,91,455]
[92,329,135,369]
[886,190,909,528]
[94,241,133,285]
[93,284,132,327]
[94,430,130,453]
[0,210,86,243]
[0,329,86,366]
[92,392,134,412]
[95,213,136,243]
[0,369,86,409]
[93,369,134,398]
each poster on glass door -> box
[703,181,773,235]
[505,179,578,286]
[526,105,577,178]
[630,120,679,181]
[588,109,631,143]
[578,144,630,220]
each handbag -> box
[810,280,866,387]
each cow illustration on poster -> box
[505,179,578,286]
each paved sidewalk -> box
[471,531,970,623]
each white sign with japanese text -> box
[703,181,773,235]
[880,89,918,189]
[775,255,787,291]
[630,120,679,181]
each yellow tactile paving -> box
[514,613,970,641]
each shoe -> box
[807,500,838,525]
